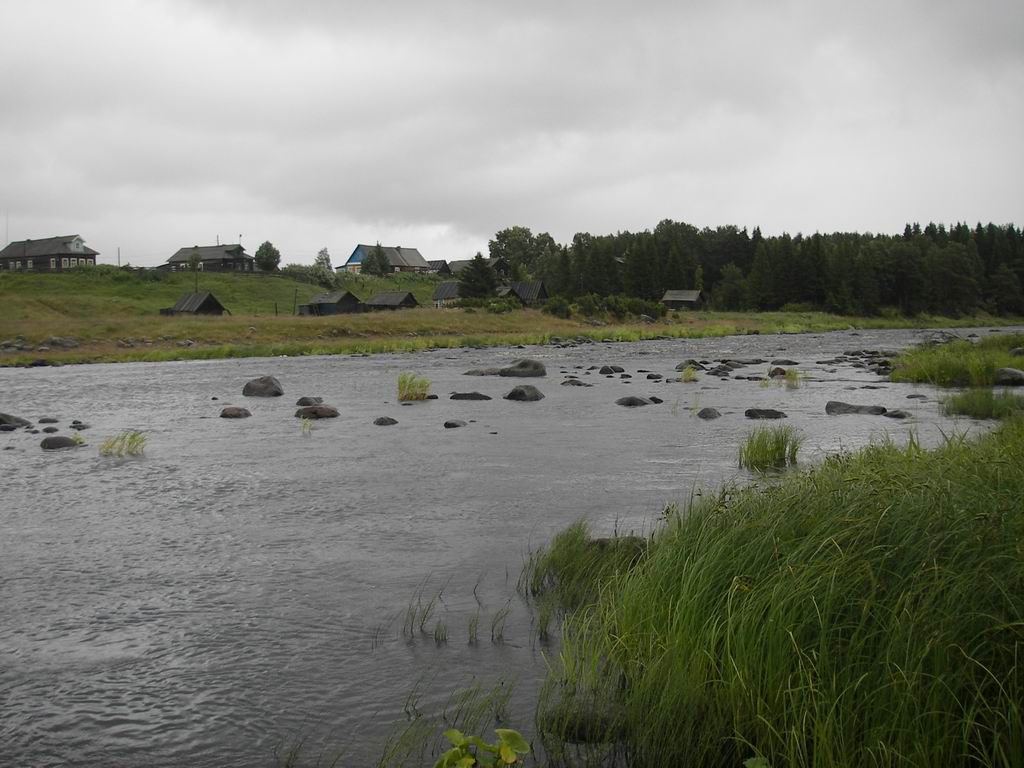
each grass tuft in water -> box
[98,430,146,457]
[680,365,698,383]
[892,332,1024,386]
[783,368,801,389]
[943,387,1024,419]
[397,372,431,401]
[737,425,801,470]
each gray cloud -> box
[1,0,1021,265]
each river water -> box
[0,327,1005,767]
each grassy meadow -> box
[1,269,1022,366]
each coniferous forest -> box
[489,221,1024,316]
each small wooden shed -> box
[364,291,419,311]
[297,291,363,316]
[497,281,548,306]
[660,289,704,310]
[160,291,229,316]
[432,281,460,308]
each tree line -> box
[488,221,1024,316]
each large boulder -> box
[463,367,502,376]
[696,407,721,420]
[243,376,284,397]
[220,407,251,418]
[825,401,887,416]
[745,408,787,419]
[450,392,492,400]
[295,405,339,419]
[295,396,323,406]
[616,396,654,407]
[994,368,1024,386]
[1010,347,1024,357]
[41,436,82,450]
[504,385,545,402]
[675,360,706,371]
[0,412,31,428]
[499,359,547,377]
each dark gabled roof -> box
[505,281,546,303]
[432,281,460,301]
[308,290,360,305]
[345,244,429,270]
[427,259,449,271]
[171,292,226,313]
[0,235,98,259]
[365,291,418,307]
[167,244,252,264]
[449,256,506,274]
[661,289,702,303]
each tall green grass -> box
[944,388,1024,419]
[98,430,146,456]
[892,333,1024,386]
[737,425,802,470]
[531,418,1024,767]
[397,372,431,401]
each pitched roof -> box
[308,291,360,304]
[345,244,429,270]
[427,259,449,271]
[171,292,226,313]
[167,244,252,264]
[365,291,418,307]
[432,281,460,301]
[449,257,503,274]
[0,235,98,259]
[505,281,546,303]
[661,289,702,303]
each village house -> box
[296,291,363,316]
[432,281,460,308]
[0,235,99,272]
[160,291,229,316]
[339,244,429,274]
[162,244,256,272]
[497,281,548,306]
[426,259,451,276]
[660,289,705,310]
[363,291,419,310]
[448,256,510,280]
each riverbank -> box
[517,336,1024,768]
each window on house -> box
[50,258,56,269]
[26,260,33,270]
[62,258,69,268]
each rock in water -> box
[616,396,653,407]
[825,401,887,415]
[504,385,545,402]
[499,359,546,377]
[374,416,398,426]
[883,410,910,419]
[220,407,251,418]
[994,368,1024,386]
[696,407,721,420]
[243,376,284,397]
[745,408,787,419]
[0,412,32,428]
[295,405,339,419]
[295,396,323,406]
[41,436,81,450]
[444,420,467,429]
[450,392,492,400]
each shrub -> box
[542,296,572,319]
[738,425,801,470]
[397,372,431,401]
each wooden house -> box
[427,260,451,276]
[164,244,256,272]
[0,235,99,272]
[297,291,363,316]
[497,281,548,306]
[448,256,510,280]
[160,292,229,316]
[660,289,704,310]
[432,281,460,308]
[364,291,419,310]
[339,244,429,274]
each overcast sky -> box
[1,1,1021,267]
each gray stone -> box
[220,407,251,418]
[295,396,323,406]
[906,394,927,399]
[42,426,59,433]
[771,359,799,366]
[883,410,910,419]
[646,373,662,380]
[1010,347,1024,357]
[825,401,887,416]
[243,375,284,397]
[0,412,32,428]
[463,367,502,376]
[994,368,1024,386]
[616,396,653,407]
[498,359,546,377]
[295,405,339,419]
[745,408,787,419]
[38,417,58,424]
[450,392,492,400]
[768,367,787,378]
[41,436,81,450]
[561,378,592,387]
[444,420,467,429]
[674,359,705,371]
[374,416,398,426]
[504,385,545,402]
[68,422,90,431]
[696,407,721,420]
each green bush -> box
[542,296,572,319]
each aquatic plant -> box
[397,371,431,401]
[490,601,512,643]
[467,610,480,645]
[943,388,1024,420]
[738,425,801,470]
[299,417,313,436]
[892,332,1024,386]
[433,620,447,645]
[783,368,801,389]
[433,727,529,767]
[680,365,697,383]
[98,430,145,456]
[531,419,1024,767]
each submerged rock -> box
[373,416,398,426]
[745,408,787,419]
[444,419,467,429]
[504,385,545,402]
[825,401,887,416]
[499,359,546,377]
[295,396,323,406]
[38,417,58,424]
[220,407,251,418]
[450,392,492,400]
[243,376,284,397]
[616,396,653,407]
[463,367,502,376]
[994,368,1024,386]
[42,426,59,433]
[883,410,910,419]
[0,412,31,428]
[560,378,592,387]
[41,436,81,450]
[696,407,722,420]
[295,405,339,419]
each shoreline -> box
[2,310,1020,368]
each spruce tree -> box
[362,242,392,276]
[458,252,498,298]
